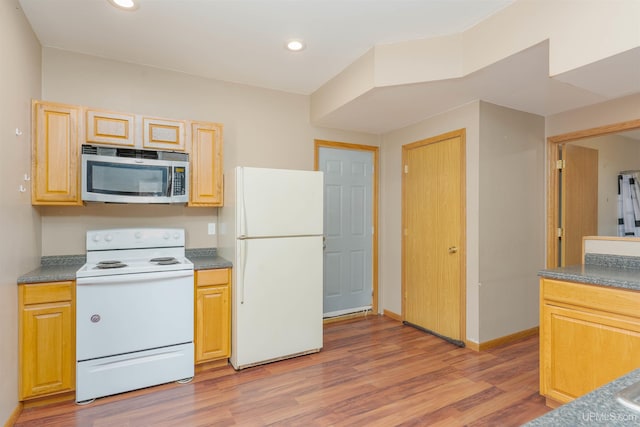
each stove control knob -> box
[92,234,101,242]
[173,232,180,240]
[105,234,113,242]
[163,232,170,239]
[135,231,142,239]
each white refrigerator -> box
[231,166,324,370]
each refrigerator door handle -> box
[239,238,247,304]
[238,167,248,237]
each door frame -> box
[546,118,640,268]
[401,129,466,342]
[314,140,379,315]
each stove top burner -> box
[95,261,128,269]
[150,257,180,265]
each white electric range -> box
[75,228,194,403]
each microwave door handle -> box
[168,166,173,196]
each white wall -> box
[478,102,545,342]
[0,0,42,423]
[380,102,481,342]
[41,48,379,255]
[546,93,640,136]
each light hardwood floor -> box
[14,316,550,426]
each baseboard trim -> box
[323,310,373,324]
[467,327,539,352]
[4,403,22,427]
[382,309,401,321]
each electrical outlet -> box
[208,223,216,235]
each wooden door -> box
[403,130,465,342]
[560,144,598,266]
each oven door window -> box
[87,161,169,197]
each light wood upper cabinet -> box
[32,100,224,206]
[19,281,75,401]
[143,117,186,151]
[540,278,640,406]
[194,268,231,364]
[86,109,135,147]
[189,121,224,206]
[32,101,82,205]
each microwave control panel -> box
[173,167,186,196]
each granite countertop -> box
[17,249,232,284]
[17,255,86,284]
[523,369,640,426]
[185,248,233,270]
[538,254,640,292]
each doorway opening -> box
[546,119,640,268]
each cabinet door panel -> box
[542,303,640,403]
[143,117,186,151]
[189,122,223,206]
[20,302,74,399]
[195,285,230,363]
[32,102,81,205]
[86,109,135,146]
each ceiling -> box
[17,0,640,134]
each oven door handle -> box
[77,269,194,286]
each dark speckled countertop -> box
[538,253,640,292]
[523,369,640,426]
[185,248,233,270]
[17,248,232,284]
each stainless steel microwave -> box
[81,144,189,204]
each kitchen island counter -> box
[538,254,640,292]
[524,369,640,426]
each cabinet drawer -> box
[196,268,230,287]
[541,278,640,319]
[22,282,73,305]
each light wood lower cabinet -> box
[540,278,640,405]
[194,268,231,364]
[19,281,75,400]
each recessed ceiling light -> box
[286,40,305,52]
[108,0,139,11]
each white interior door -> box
[319,147,373,317]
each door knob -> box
[448,246,458,254]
